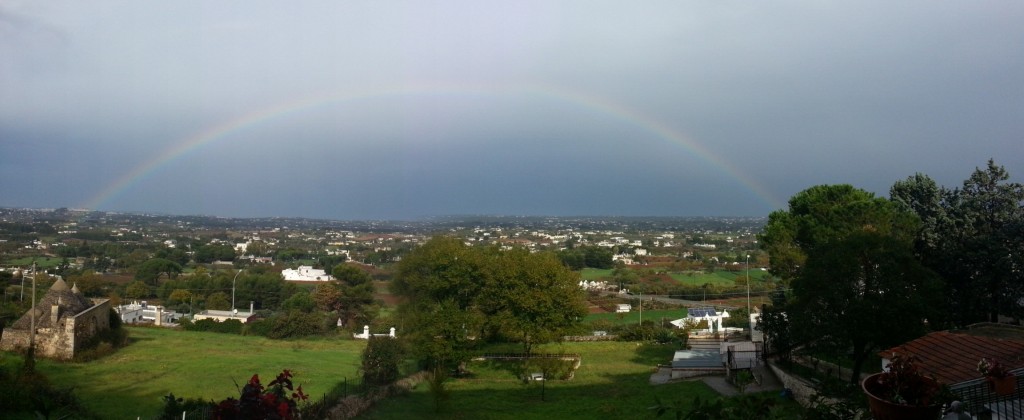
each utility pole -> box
[232,269,243,312]
[746,255,751,316]
[29,262,37,348]
[639,291,642,325]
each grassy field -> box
[3,256,65,269]
[580,268,771,288]
[668,269,769,286]
[361,341,722,419]
[579,268,614,281]
[1,327,367,418]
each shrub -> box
[244,318,275,337]
[213,370,307,419]
[266,310,328,339]
[182,318,244,334]
[159,393,212,420]
[361,336,405,387]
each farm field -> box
[1,327,366,419]
[580,268,771,287]
[3,256,65,269]
[361,341,723,419]
[579,268,613,281]
[667,269,770,286]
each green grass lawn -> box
[668,269,769,286]
[4,256,65,269]
[579,268,614,281]
[1,326,367,418]
[360,341,722,419]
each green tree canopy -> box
[124,280,151,300]
[760,184,941,383]
[205,292,231,311]
[134,258,182,285]
[394,236,587,366]
[891,160,1024,324]
[194,244,236,264]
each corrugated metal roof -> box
[879,331,1024,385]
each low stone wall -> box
[768,362,817,406]
[69,299,112,357]
[562,335,618,342]
[0,329,30,352]
[325,371,430,419]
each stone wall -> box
[68,299,111,357]
[768,362,817,406]
[0,299,111,360]
[0,329,31,352]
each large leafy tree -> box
[760,185,941,383]
[477,247,587,354]
[311,264,376,327]
[392,237,486,369]
[135,258,182,285]
[891,160,1024,324]
[393,236,586,367]
[194,244,236,264]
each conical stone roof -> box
[10,278,95,329]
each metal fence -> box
[950,369,1024,419]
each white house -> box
[193,302,257,324]
[114,301,181,325]
[670,307,731,333]
[281,266,333,281]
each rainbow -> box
[81,83,784,213]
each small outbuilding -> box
[0,279,111,360]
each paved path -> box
[651,365,784,396]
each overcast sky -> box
[2,1,1021,220]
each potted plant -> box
[978,357,1016,396]
[862,354,943,420]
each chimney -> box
[51,304,59,325]
[249,301,254,315]
[155,306,163,326]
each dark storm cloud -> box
[1,1,1021,219]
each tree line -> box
[759,160,1023,383]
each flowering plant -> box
[214,369,308,420]
[873,354,941,406]
[978,358,1012,379]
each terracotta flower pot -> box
[988,375,1016,396]
[862,373,942,420]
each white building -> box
[115,301,181,325]
[281,266,333,281]
[193,302,257,324]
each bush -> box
[160,393,212,420]
[181,318,244,334]
[266,310,327,339]
[0,347,92,418]
[615,322,676,343]
[213,370,307,419]
[361,336,405,387]
[244,318,275,337]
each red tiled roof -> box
[879,331,1024,385]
